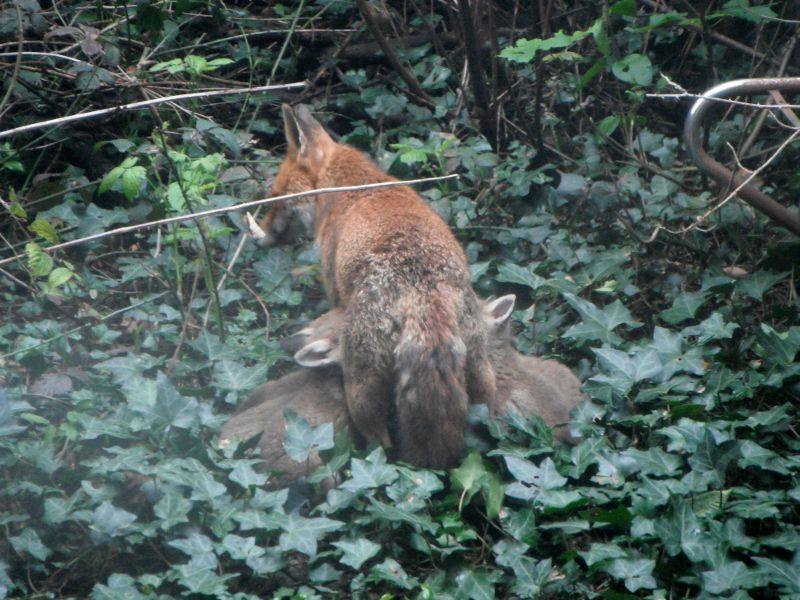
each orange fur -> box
[260,105,496,468]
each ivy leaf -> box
[212,360,268,393]
[229,460,268,488]
[702,559,751,594]
[9,528,51,561]
[168,533,218,568]
[755,324,800,366]
[172,565,235,596]
[578,542,627,567]
[339,449,399,491]
[91,574,147,600]
[622,448,683,477]
[752,554,800,593]
[277,513,343,557]
[333,538,381,570]
[659,291,708,324]
[687,431,740,487]
[683,312,739,344]
[604,558,657,592]
[452,567,498,599]
[563,293,642,345]
[283,410,334,462]
[153,489,192,531]
[368,558,418,590]
[496,263,547,291]
[494,539,553,596]
[91,501,137,538]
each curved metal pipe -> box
[683,77,800,237]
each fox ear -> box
[294,338,341,367]
[282,103,302,156]
[283,104,335,167]
[484,294,516,327]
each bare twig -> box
[647,126,800,240]
[0,82,307,140]
[456,0,498,148]
[0,174,459,269]
[354,0,432,106]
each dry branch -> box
[0,174,459,269]
[0,82,307,140]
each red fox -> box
[285,295,586,444]
[258,104,497,468]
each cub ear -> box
[484,294,516,327]
[294,338,341,368]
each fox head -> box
[258,104,337,246]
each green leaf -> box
[579,542,627,567]
[229,460,268,488]
[339,449,399,491]
[9,528,51,561]
[755,324,800,366]
[172,565,234,596]
[28,218,59,244]
[168,532,217,568]
[283,410,334,462]
[153,489,192,531]
[47,266,75,288]
[333,538,381,570]
[659,291,708,324]
[687,431,740,487]
[683,312,739,344]
[563,294,641,345]
[611,53,653,86]
[452,567,498,599]
[500,24,599,63]
[91,500,137,537]
[277,513,343,557]
[368,558,418,590]
[25,242,53,277]
[711,0,778,22]
[120,165,146,201]
[701,561,751,594]
[622,448,683,477]
[91,574,148,600]
[753,554,800,593]
[496,263,547,291]
[605,558,657,592]
[504,456,567,490]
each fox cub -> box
[259,104,496,468]
[286,295,586,444]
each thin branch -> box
[0,174,459,268]
[646,126,800,240]
[354,0,433,106]
[0,82,307,140]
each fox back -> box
[259,105,496,468]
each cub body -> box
[218,367,349,489]
[289,296,586,444]
[259,105,496,468]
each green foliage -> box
[1,0,799,598]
